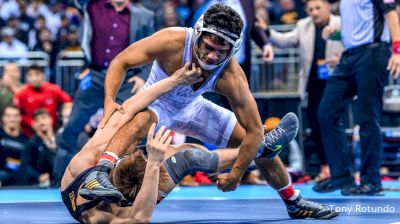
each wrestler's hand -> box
[99,98,124,129]
[128,76,145,94]
[217,172,240,192]
[146,123,172,165]
[172,62,203,86]
[387,54,400,78]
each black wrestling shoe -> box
[256,112,299,159]
[341,183,384,196]
[79,162,123,203]
[313,178,355,193]
[284,195,339,219]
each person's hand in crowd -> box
[262,44,275,62]
[255,14,269,31]
[146,123,172,166]
[39,173,50,183]
[128,76,145,94]
[387,54,400,78]
[99,98,124,129]
[325,54,340,68]
[322,26,336,40]
[171,62,203,86]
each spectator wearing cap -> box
[0,26,28,60]
[60,25,81,52]
[13,65,71,137]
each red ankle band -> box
[97,153,118,165]
[278,185,295,200]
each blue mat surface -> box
[1,182,400,223]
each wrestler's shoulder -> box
[155,27,187,43]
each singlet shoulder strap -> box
[182,28,194,66]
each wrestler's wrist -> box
[230,167,244,182]
[147,159,163,167]
[168,75,180,88]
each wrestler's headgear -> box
[193,14,243,70]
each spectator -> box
[59,25,81,53]
[7,16,29,45]
[16,0,35,31]
[0,26,28,60]
[0,105,37,186]
[258,0,344,182]
[28,14,47,49]
[0,0,19,21]
[29,109,57,188]
[269,0,300,25]
[0,62,22,113]
[33,27,60,69]
[45,0,63,35]
[13,65,71,137]
[57,102,73,133]
[56,14,71,46]
[26,0,51,19]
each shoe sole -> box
[289,211,339,220]
[317,211,340,220]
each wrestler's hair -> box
[202,3,243,45]
[111,151,170,201]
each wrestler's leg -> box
[228,117,338,220]
[105,109,157,156]
[227,122,290,189]
[79,110,157,202]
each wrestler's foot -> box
[79,161,123,203]
[256,112,299,159]
[284,195,339,219]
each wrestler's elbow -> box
[109,56,128,72]
[132,215,151,223]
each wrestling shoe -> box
[79,161,123,203]
[284,195,339,219]
[256,112,299,159]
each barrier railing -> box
[55,51,85,97]
[0,51,49,82]
[250,24,300,98]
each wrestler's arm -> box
[216,60,264,183]
[111,124,170,223]
[105,27,184,102]
[120,62,199,118]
